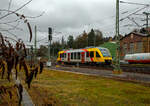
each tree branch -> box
[0,19,20,24]
[25,12,45,18]
[0,0,32,20]
[8,0,12,14]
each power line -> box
[120,6,149,22]
[127,17,141,27]
[120,1,150,6]
[37,37,47,42]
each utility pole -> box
[87,36,88,47]
[30,45,34,68]
[94,34,96,47]
[143,12,150,32]
[47,27,52,67]
[114,0,121,73]
[143,12,150,52]
[34,25,37,63]
[53,47,55,57]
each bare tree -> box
[0,0,45,105]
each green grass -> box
[28,69,150,106]
[100,42,117,59]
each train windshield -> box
[99,48,111,57]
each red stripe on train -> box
[82,49,88,52]
[90,58,94,62]
[127,60,150,63]
[64,50,68,53]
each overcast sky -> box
[0,0,150,46]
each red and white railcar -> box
[57,47,112,65]
[124,53,150,64]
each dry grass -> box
[0,78,19,106]
[24,69,150,106]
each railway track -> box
[55,63,150,74]
[120,64,150,74]
[50,64,150,83]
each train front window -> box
[96,52,100,57]
[99,48,111,57]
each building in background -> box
[120,32,150,59]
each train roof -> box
[58,47,109,53]
[85,46,106,49]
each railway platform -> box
[49,65,150,84]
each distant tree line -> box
[37,29,114,58]
[66,29,104,49]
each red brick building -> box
[120,32,150,59]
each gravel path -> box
[12,71,34,106]
[49,66,150,83]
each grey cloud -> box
[0,0,150,46]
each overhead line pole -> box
[114,0,121,73]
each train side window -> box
[64,53,66,58]
[78,52,80,59]
[71,53,73,59]
[62,53,64,58]
[74,52,76,59]
[76,52,78,59]
[96,52,100,57]
[86,52,89,57]
[90,51,94,58]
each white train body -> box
[124,53,150,63]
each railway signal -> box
[47,27,52,67]
[48,27,52,41]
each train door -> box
[90,51,94,62]
[68,53,70,62]
[81,52,85,63]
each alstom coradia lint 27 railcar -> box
[124,53,150,64]
[57,47,112,65]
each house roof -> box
[120,32,148,41]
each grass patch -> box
[25,69,150,106]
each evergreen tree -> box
[88,29,95,46]
[61,36,65,49]
[67,35,74,48]
[94,29,104,46]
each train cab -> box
[86,47,112,64]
